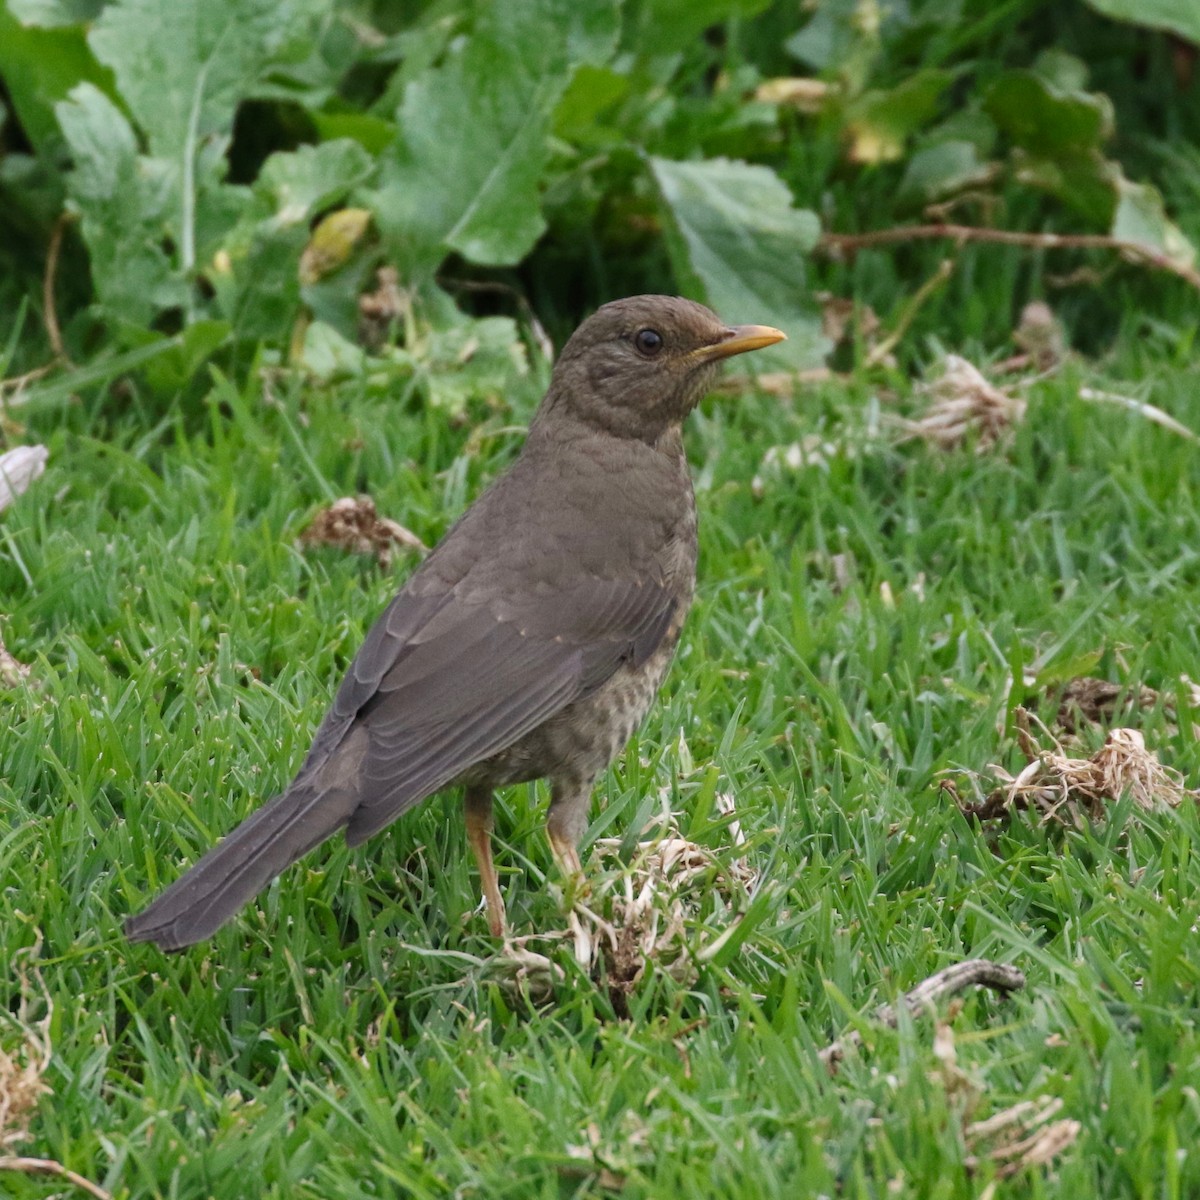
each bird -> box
[125,295,785,949]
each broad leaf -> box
[651,156,825,369]
[785,0,865,72]
[8,0,104,24]
[87,0,324,159]
[1082,0,1200,41]
[624,0,774,58]
[986,59,1113,159]
[845,69,954,164]
[56,83,187,324]
[0,5,112,152]
[1011,149,1118,227]
[1112,179,1197,271]
[207,141,375,344]
[256,141,375,227]
[899,140,996,207]
[373,0,620,278]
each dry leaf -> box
[1054,677,1160,735]
[966,1096,1080,1181]
[299,496,426,569]
[358,266,408,351]
[754,77,830,112]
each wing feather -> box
[333,574,677,844]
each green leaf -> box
[554,65,631,144]
[1082,0,1200,41]
[420,317,529,414]
[898,140,996,206]
[140,319,233,394]
[624,0,774,59]
[650,156,826,369]
[56,83,188,325]
[298,321,370,382]
[209,224,308,344]
[67,0,336,333]
[18,334,191,409]
[845,68,954,164]
[8,0,104,25]
[986,63,1113,159]
[785,0,861,71]
[87,0,324,159]
[203,143,373,346]
[0,5,112,152]
[1012,150,1118,227]
[373,0,620,277]
[255,140,375,227]
[310,111,398,156]
[785,0,912,85]
[1112,179,1197,271]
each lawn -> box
[2,257,1199,1197]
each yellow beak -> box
[693,324,787,363]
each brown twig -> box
[1,212,75,404]
[821,959,1027,1073]
[43,213,73,365]
[818,224,1200,293]
[0,1156,111,1199]
[434,276,555,363]
[0,364,55,405]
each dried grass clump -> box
[572,796,757,990]
[0,1015,50,1152]
[0,631,30,689]
[933,1014,1078,1187]
[299,496,426,568]
[967,1096,1081,1185]
[0,961,111,1200]
[817,291,884,361]
[1053,674,1200,740]
[904,355,1026,451]
[957,709,1195,825]
[493,794,758,1010]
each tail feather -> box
[125,781,359,951]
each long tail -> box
[125,781,360,951]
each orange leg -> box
[464,787,506,938]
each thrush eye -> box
[634,328,664,356]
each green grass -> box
[3,290,1200,1198]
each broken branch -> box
[821,958,1026,1072]
[818,224,1200,293]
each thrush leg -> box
[546,777,592,889]
[464,786,506,938]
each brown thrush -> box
[126,295,784,948]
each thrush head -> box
[539,295,786,441]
